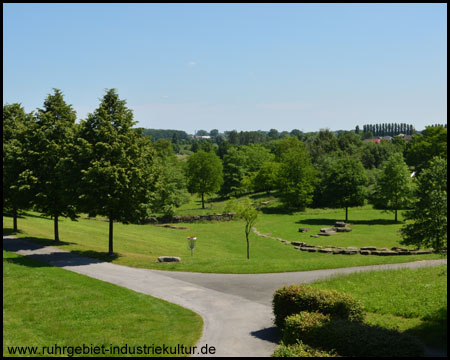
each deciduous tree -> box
[371,153,413,222]
[30,89,78,242]
[186,150,223,209]
[77,89,158,255]
[400,157,447,252]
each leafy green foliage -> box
[29,89,78,241]
[77,89,158,254]
[400,157,447,251]
[272,284,365,328]
[371,152,414,221]
[282,311,331,345]
[275,137,317,210]
[272,341,338,357]
[405,126,447,173]
[186,150,223,208]
[152,152,189,217]
[225,197,259,259]
[320,156,368,221]
[3,103,37,231]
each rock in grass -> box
[157,256,181,262]
[336,227,352,232]
[360,246,377,251]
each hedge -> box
[272,284,364,327]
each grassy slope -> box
[3,250,203,357]
[309,265,447,351]
[2,195,444,274]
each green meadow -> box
[2,196,444,274]
[3,251,203,357]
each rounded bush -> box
[272,284,365,327]
[282,311,330,345]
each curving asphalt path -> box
[3,235,447,357]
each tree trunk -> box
[109,217,114,256]
[246,232,250,259]
[54,215,59,242]
[201,193,205,209]
[13,207,18,232]
[345,207,348,222]
[395,208,398,222]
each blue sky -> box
[3,3,447,134]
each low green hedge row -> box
[272,341,339,357]
[282,312,424,357]
[272,284,365,327]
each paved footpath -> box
[3,235,447,357]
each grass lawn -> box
[3,195,444,274]
[3,250,203,357]
[309,265,448,352]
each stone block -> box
[157,256,181,262]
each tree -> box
[186,150,223,209]
[321,156,368,221]
[268,128,279,139]
[405,126,447,174]
[400,157,447,252]
[30,89,78,242]
[307,129,340,164]
[371,153,413,222]
[225,197,259,259]
[252,161,281,194]
[276,137,317,210]
[77,89,158,255]
[152,154,189,217]
[3,104,36,232]
[210,129,219,137]
[221,147,249,197]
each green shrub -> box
[284,314,424,357]
[272,341,339,357]
[282,311,331,345]
[272,284,365,327]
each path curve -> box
[3,235,447,357]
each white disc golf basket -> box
[187,236,197,257]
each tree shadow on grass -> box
[3,232,121,267]
[295,218,401,226]
[288,317,425,357]
[404,307,447,353]
[3,228,24,236]
[3,254,52,268]
[260,206,296,215]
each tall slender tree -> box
[77,89,158,255]
[3,104,37,232]
[30,89,78,242]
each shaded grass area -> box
[2,200,444,274]
[309,266,447,352]
[3,250,203,357]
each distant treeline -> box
[137,128,190,142]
